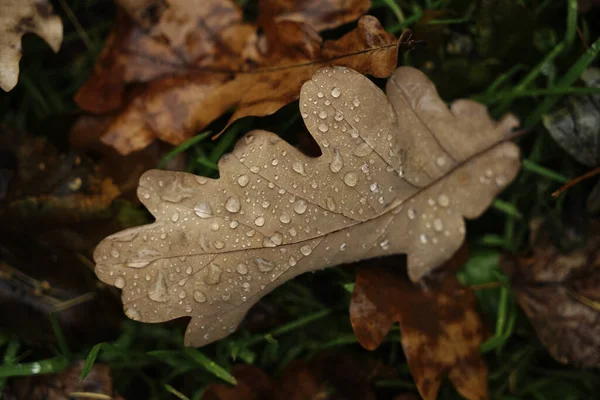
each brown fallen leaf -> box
[3,361,124,400]
[501,218,600,368]
[203,352,396,400]
[93,65,521,347]
[74,0,413,155]
[0,0,63,91]
[349,249,488,400]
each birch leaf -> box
[0,0,63,92]
[93,66,521,347]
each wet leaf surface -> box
[0,0,63,91]
[93,65,520,347]
[350,247,488,400]
[3,360,124,400]
[73,0,415,155]
[501,218,600,368]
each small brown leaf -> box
[349,251,488,400]
[0,0,63,91]
[4,361,124,400]
[501,218,600,368]
[93,66,520,347]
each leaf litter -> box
[93,64,521,347]
[73,0,419,155]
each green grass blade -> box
[165,383,191,400]
[492,199,523,219]
[526,37,600,128]
[0,357,69,378]
[158,131,211,169]
[49,313,71,358]
[184,348,237,385]
[521,159,569,183]
[79,343,105,380]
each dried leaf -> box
[3,361,124,400]
[203,352,395,400]
[258,0,370,32]
[93,66,521,347]
[349,249,488,400]
[74,0,410,155]
[0,127,120,224]
[0,0,63,92]
[501,218,600,368]
[543,68,600,168]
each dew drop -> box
[279,213,291,224]
[178,291,187,299]
[255,258,274,272]
[343,172,358,187]
[289,256,297,266]
[148,272,168,303]
[271,159,279,166]
[301,112,308,119]
[292,162,305,175]
[214,241,225,249]
[352,98,360,107]
[329,149,343,173]
[331,87,341,97]
[353,142,373,157]
[495,176,507,186]
[194,202,213,218]
[237,175,249,187]
[419,234,428,244]
[326,197,336,211]
[294,199,308,214]
[270,232,283,245]
[317,91,324,98]
[193,290,207,303]
[407,208,416,220]
[380,239,390,250]
[204,263,222,285]
[125,307,141,320]
[230,220,239,229]
[318,110,328,119]
[437,194,450,207]
[171,212,180,222]
[236,263,248,275]
[433,218,444,232]
[318,123,329,133]
[254,216,265,227]
[436,156,446,167]
[211,222,220,231]
[300,245,312,256]
[110,249,120,258]
[115,276,126,288]
[186,266,193,275]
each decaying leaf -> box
[0,0,63,92]
[74,0,414,155]
[203,352,396,400]
[502,218,600,368]
[542,68,600,168]
[3,361,124,400]
[93,66,521,347]
[0,127,124,347]
[350,249,488,400]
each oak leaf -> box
[93,66,521,347]
[74,0,411,155]
[501,218,600,368]
[0,0,63,92]
[349,249,489,400]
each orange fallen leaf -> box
[349,249,489,400]
[74,0,416,155]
